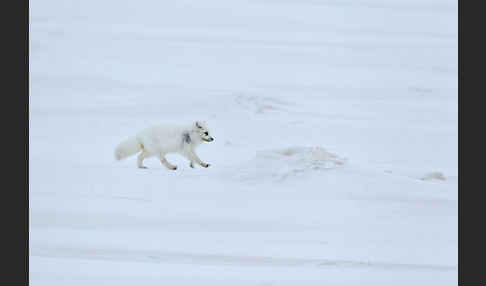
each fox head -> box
[194,121,214,142]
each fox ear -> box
[195,121,201,128]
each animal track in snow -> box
[235,94,290,114]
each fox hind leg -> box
[137,149,149,169]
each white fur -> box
[115,121,214,170]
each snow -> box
[30,0,457,285]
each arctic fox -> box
[115,121,214,170]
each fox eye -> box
[204,132,208,135]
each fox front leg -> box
[159,155,177,170]
[187,150,210,168]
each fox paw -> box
[169,166,177,171]
[189,162,194,168]
[201,163,210,168]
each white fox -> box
[115,121,214,170]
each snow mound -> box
[230,146,347,183]
[420,172,446,181]
[258,146,346,170]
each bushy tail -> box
[115,137,142,161]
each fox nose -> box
[209,137,214,142]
